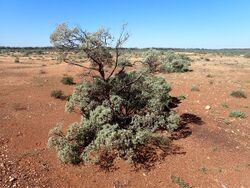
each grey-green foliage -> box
[142,49,191,73]
[141,49,161,73]
[48,24,180,164]
[171,175,192,188]
[160,51,192,73]
[50,72,179,164]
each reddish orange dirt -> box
[0,54,250,188]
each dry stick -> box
[64,59,97,71]
[107,25,129,80]
[107,47,119,80]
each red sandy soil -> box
[0,54,249,187]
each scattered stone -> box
[9,176,17,182]
[205,105,211,110]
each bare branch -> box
[117,74,143,93]
[63,59,98,70]
[107,24,129,80]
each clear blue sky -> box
[0,0,250,48]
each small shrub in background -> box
[160,51,192,73]
[230,90,247,98]
[191,85,200,92]
[221,102,229,108]
[14,57,20,63]
[51,90,63,99]
[141,49,161,73]
[61,76,74,85]
[229,110,246,118]
[39,70,46,74]
[206,74,213,78]
[141,49,192,73]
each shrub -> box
[50,90,63,99]
[14,57,20,63]
[160,51,192,73]
[48,24,181,164]
[141,50,191,73]
[141,49,161,73]
[229,110,246,118]
[191,85,200,91]
[230,90,247,98]
[61,76,74,85]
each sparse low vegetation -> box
[39,70,46,74]
[242,105,250,109]
[221,102,229,108]
[229,110,247,118]
[61,76,74,85]
[171,175,192,188]
[191,85,200,91]
[177,94,186,101]
[224,119,231,125]
[199,166,209,174]
[230,90,247,98]
[50,90,63,99]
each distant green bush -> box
[61,76,74,85]
[160,51,192,73]
[229,110,246,118]
[141,49,191,73]
[230,90,247,98]
[141,49,161,73]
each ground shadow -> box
[131,144,186,171]
[170,113,204,140]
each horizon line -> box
[1,46,250,50]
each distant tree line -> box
[1,46,250,56]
